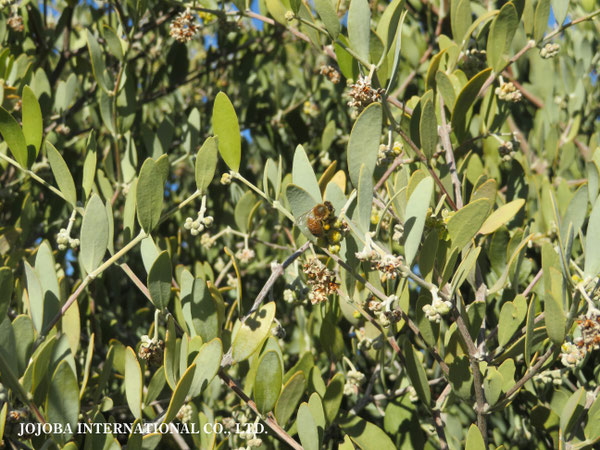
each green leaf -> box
[187,338,222,398]
[419,98,437,159]
[292,144,322,202]
[561,185,588,245]
[46,360,79,442]
[451,0,472,44]
[533,0,551,42]
[0,267,13,321]
[544,267,566,345]
[275,371,305,425]
[136,158,164,233]
[584,196,600,277]
[551,0,569,27]
[560,387,585,436]
[80,194,109,274]
[22,86,42,156]
[147,251,172,310]
[164,317,178,390]
[234,191,257,233]
[212,92,241,172]
[314,0,340,39]
[357,164,373,232]
[82,131,97,200]
[347,103,382,187]
[297,402,319,450]
[46,141,77,206]
[308,393,326,445]
[447,198,491,250]
[322,372,344,425]
[486,2,518,73]
[498,295,526,347]
[479,199,525,234]
[451,68,493,138]
[404,177,434,266]
[86,30,111,92]
[265,0,288,24]
[450,246,481,294]
[231,302,276,363]
[163,364,196,424]
[484,367,504,406]
[0,106,29,167]
[465,424,485,450]
[403,340,431,405]
[124,346,143,420]
[254,350,283,414]
[195,136,218,193]
[339,415,397,450]
[347,0,371,63]
[183,278,219,342]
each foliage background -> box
[0,0,600,449]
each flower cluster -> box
[7,14,23,32]
[574,310,600,352]
[422,288,452,323]
[176,404,193,424]
[235,247,255,264]
[372,254,403,282]
[377,141,403,165]
[533,369,563,386]
[344,369,365,395]
[495,81,522,103]
[392,223,404,242]
[461,49,487,77]
[303,258,339,304]
[184,211,214,236]
[220,172,233,185]
[57,228,79,251]
[170,9,199,43]
[560,341,586,368]
[302,100,319,117]
[138,335,164,367]
[198,11,216,24]
[347,75,384,110]
[320,65,341,84]
[498,140,516,161]
[540,42,560,59]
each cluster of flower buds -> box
[184,211,214,236]
[498,140,518,161]
[138,335,165,367]
[377,141,403,165]
[57,228,79,251]
[284,10,295,21]
[392,223,404,242]
[320,65,341,84]
[7,14,23,32]
[176,404,193,424]
[347,75,384,110]
[170,9,199,42]
[220,172,233,185]
[303,258,339,304]
[560,341,586,368]
[540,42,560,59]
[197,10,216,24]
[495,81,522,103]
[372,254,403,283]
[343,368,365,395]
[461,49,487,77]
[422,288,452,323]
[533,369,563,386]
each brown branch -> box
[218,369,303,450]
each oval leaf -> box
[347,103,382,187]
[22,86,43,156]
[46,142,77,206]
[80,194,109,274]
[479,198,525,235]
[0,106,29,167]
[212,92,241,171]
[347,0,371,63]
[124,347,143,420]
[275,371,305,425]
[136,158,164,233]
[163,363,196,424]
[147,251,172,310]
[292,145,321,203]
[195,136,218,193]
[188,338,222,398]
[231,302,276,363]
[447,198,491,250]
[254,350,283,414]
[404,177,434,266]
[45,360,79,441]
[297,402,319,450]
[419,98,437,159]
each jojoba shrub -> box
[0,0,599,448]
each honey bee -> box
[300,201,334,237]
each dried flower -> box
[320,65,341,84]
[347,75,384,110]
[138,335,164,366]
[303,258,339,304]
[170,9,199,43]
[373,254,403,282]
[7,14,23,32]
